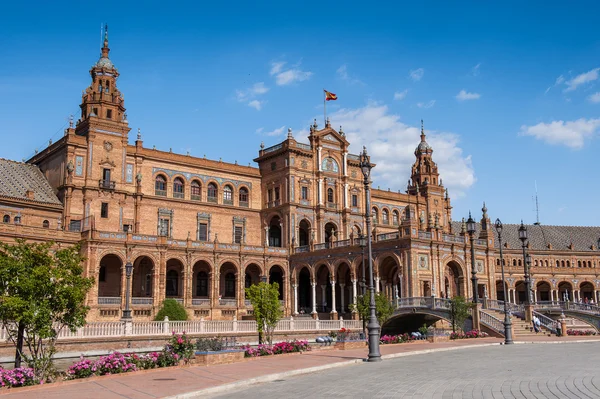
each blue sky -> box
[1,1,599,226]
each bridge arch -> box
[382,308,453,336]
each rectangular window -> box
[234,226,243,244]
[268,189,273,202]
[301,186,308,200]
[275,187,280,200]
[352,194,358,207]
[101,203,108,218]
[198,223,208,241]
[159,218,170,236]
[106,109,112,119]
[123,224,131,233]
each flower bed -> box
[567,329,597,336]
[380,333,414,345]
[450,330,489,340]
[241,340,311,358]
[0,367,37,389]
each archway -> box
[335,262,352,314]
[558,281,573,301]
[378,256,401,301]
[165,259,183,299]
[298,219,310,247]
[220,262,238,301]
[269,216,282,247]
[316,264,331,313]
[536,281,551,302]
[495,280,508,301]
[193,260,212,300]
[98,254,122,303]
[444,262,464,298]
[132,256,153,299]
[269,265,285,300]
[324,222,337,244]
[515,280,526,304]
[244,263,261,304]
[298,267,312,313]
[581,282,594,301]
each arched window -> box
[512,259,516,266]
[13,216,21,224]
[372,208,378,224]
[191,180,201,200]
[173,177,184,198]
[207,183,218,203]
[561,260,565,267]
[166,270,178,297]
[225,273,236,297]
[2,215,9,223]
[545,260,548,267]
[534,260,538,267]
[392,210,399,226]
[567,261,570,267]
[223,185,233,205]
[588,261,592,268]
[382,209,389,224]
[327,188,334,203]
[496,259,500,266]
[42,220,49,228]
[196,271,208,297]
[518,259,522,267]
[155,175,167,196]
[239,187,249,207]
[578,260,582,268]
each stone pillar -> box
[394,285,399,302]
[293,284,298,315]
[339,283,345,313]
[330,279,337,317]
[213,271,220,307]
[321,284,327,311]
[352,279,357,305]
[533,289,537,304]
[311,282,317,316]
[375,277,380,293]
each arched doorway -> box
[220,262,238,303]
[269,265,285,300]
[244,263,262,304]
[379,256,401,301]
[132,256,153,300]
[165,259,183,299]
[536,281,551,302]
[316,264,331,313]
[444,262,464,298]
[97,254,122,304]
[269,216,282,247]
[298,267,312,313]
[192,260,212,302]
[495,280,508,301]
[558,281,573,301]
[580,282,594,301]
[298,219,310,247]
[335,262,352,314]
[324,222,337,244]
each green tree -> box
[0,240,94,380]
[155,298,188,321]
[245,282,282,345]
[449,296,475,332]
[350,291,396,332]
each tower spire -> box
[101,24,110,59]
[420,119,426,141]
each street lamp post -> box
[466,213,478,304]
[258,275,268,344]
[122,261,133,319]
[359,233,367,339]
[518,221,533,321]
[360,146,381,362]
[494,219,514,345]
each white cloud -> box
[336,64,349,80]
[589,92,600,103]
[255,127,264,134]
[545,75,565,94]
[258,126,286,137]
[325,102,475,197]
[455,89,481,101]
[393,89,408,100]
[409,68,424,81]
[519,118,600,149]
[270,61,313,86]
[235,82,269,110]
[564,68,600,92]
[416,100,436,109]
[247,100,264,110]
[471,63,481,76]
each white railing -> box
[479,310,504,335]
[132,321,164,336]
[219,299,237,307]
[98,296,121,305]
[532,311,558,334]
[192,298,210,306]
[486,299,524,313]
[535,301,600,315]
[132,297,153,305]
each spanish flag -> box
[324,89,338,101]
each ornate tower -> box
[75,25,130,138]
[409,120,440,190]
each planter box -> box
[335,340,367,350]
[193,349,245,366]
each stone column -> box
[330,279,337,319]
[375,277,380,293]
[352,279,357,305]
[321,284,327,310]
[311,282,317,315]
[293,284,298,315]
[533,289,537,304]
[339,283,345,313]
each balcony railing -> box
[192,298,210,306]
[314,242,330,251]
[98,180,115,190]
[332,239,350,248]
[239,201,249,208]
[223,198,233,205]
[295,143,311,151]
[219,299,237,307]
[173,192,184,199]
[191,194,201,201]
[98,296,121,305]
[295,245,310,253]
[377,232,399,241]
[155,189,167,197]
[475,239,487,246]
[326,202,337,210]
[207,196,218,203]
[131,297,153,305]
[418,231,432,239]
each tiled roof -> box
[0,159,62,205]
[451,220,600,252]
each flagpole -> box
[323,89,326,127]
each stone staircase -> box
[482,309,550,338]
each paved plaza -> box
[213,342,600,399]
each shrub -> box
[0,367,36,388]
[450,330,489,340]
[167,332,195,363]
[567,329,596,336]
[196,337,224,352]
[155,299,188,321]
[241,340,310,358]
[380,334,413,345]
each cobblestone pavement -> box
[212,342,600,399]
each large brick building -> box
[2,30,600,322]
